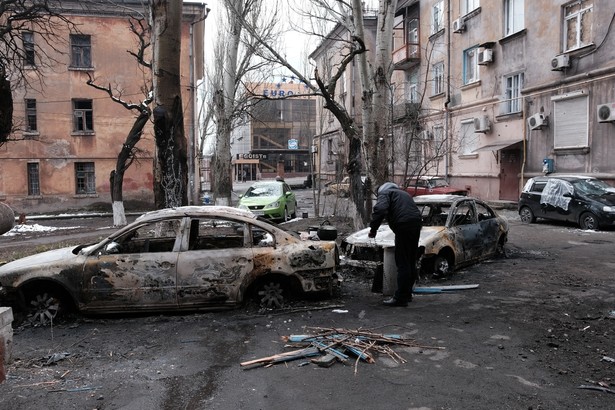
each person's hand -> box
[368,229,376,238]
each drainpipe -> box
[188,23,195,205]
[444,0,451,178]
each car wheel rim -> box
[29,293,60,325]
[258,282,284,308]
[434,258,449,276]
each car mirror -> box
[103,242,120,254]
[563,192,573,198]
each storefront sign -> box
[288,139,298,149]
[262,89,295,98]
[237,153,268,160]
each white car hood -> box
[344,225,445,248]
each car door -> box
[283,182,296,214]
[81,218,183,312]
[474,201,500,257]
[540,179,574,221]
[447,199,481,264]
[175,217,254,307]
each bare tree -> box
[150,0,187,209]
[207,0,282,206]
[0,0,76,145]
[86,17,153,226]
[228,0,399,228]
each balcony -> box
[393,43,420,70]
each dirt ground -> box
[0,208,614,409]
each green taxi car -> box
[237,181,298,222]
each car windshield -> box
[573,179,615,196]
[431,178,449,187]
[244,184,282,198]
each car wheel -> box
[257,281,286,309]
[25,289,65,326]
[495,235,507,258]
[519,206,536,224]
[579,212,599,230]
[283,207,289,222]
[432,253,452,277]
[290,202,297,219]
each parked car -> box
[237,180,297,221]
[0,206,341,324]
[324,176,367,197]
[342,195,508,277]
[404,176,468,197]
[518,175,615,230]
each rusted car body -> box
[0,206,341,323]
[341,195,508,276]
[404,176,468,197]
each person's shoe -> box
[382,297,408,307]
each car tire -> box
[290,202,297,219]
[24,287,68,326]
[519,206,536,224]
[579,212,599,230]
[256,280,287,309]
[283,207,289,222]
[432,253,452,277]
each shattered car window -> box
[540,179,573,210]
[189,218,246,250]
[245,184,282,198]
[110,218,182,254]
[418,203,452,226]
[573,179,614,196]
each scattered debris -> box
[577,385,615,394]
[240,327,444,370]
[44,352,70,366]
[601,356,615,363]
[413,284,480,294]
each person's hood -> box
[377,182,399,195]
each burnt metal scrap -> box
[240,327,444,370]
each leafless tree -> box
[0,0,76,145]
[206,0,282,206]
[229,0,399,228]
[87,16,153,226]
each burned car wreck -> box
[342,195,509,277]
[0,206,341,324]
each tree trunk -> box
[110,110,150,226]
[151,0,188,209]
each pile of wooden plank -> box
[240,327,444,370]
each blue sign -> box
[288,139,298,149]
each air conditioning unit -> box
[452,18,465,33]
[311,145,318,153]
[597,102,615,123]
[474,115,491,133]
[551,55,570,71]
[477,48,493,65]
[527,113,548,130]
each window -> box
[564,0,593,51]
[406,70,419,103]
[459,120,479,155]
[112,219,182,253]
[25,99,37,132]
[463,47,479,84]
[503,73,524,114]
[22,32,35,65]
[27,163,40,196]
[70,34,92,68]
[432,62,444,95]
[75,162,96,194]
[552,93,588,149]
[73,99,94,132]
[431,1,444,34]
[504,0,524,36]
[460,0,480,16]
[433,125,445,155]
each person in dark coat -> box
[368,182,422,306]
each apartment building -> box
[0,0,207,214]
[311,0,615,201]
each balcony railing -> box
[393,43,420,69]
